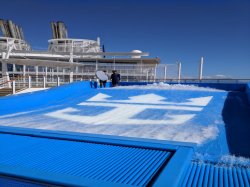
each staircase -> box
[0,88,24,97]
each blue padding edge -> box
[0,165,129,187]
[152,147,194,187]
[0,126,195,151]
[0,126,196,187]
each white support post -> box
[6,72,11,88]
[164,65,167,81]
[154,65,157,82]
[35,66,38,86]
[1,62,11,88]
[1,52,7,59]
[5,38,15,59]
[178,62,182,82]
[45,66,48,78]
[69,70,73,83]
[146,70,149,82]
[199,57,204,80]
[63,68,65,82]
[43,76,46,88]
[12,81,15,94]
[13,64,16,73]
[69,41,74,63]
[23,65,26,83]
[28,76,31,88]
[57,76,60,86]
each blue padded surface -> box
[181,162,250,187]
[0,176,46,187]
[0,81,250,163]
[0,131,173,187]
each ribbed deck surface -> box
[0,133,172,186]
[0,176,45,187]
[181,162,250,187]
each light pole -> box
[199,57,204,80]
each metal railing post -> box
[12,80,15,94]
[28,76,31,88]
[43,76,46,88]
[177,62,181,83]
[70,71,73,83]
[146,70,149,82]
[199,57,204,80]
[57,76,60,86]
[154,65,157,82]
[164,65,167,81]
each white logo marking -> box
[46,94,212,126]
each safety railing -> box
[1,76,250,96]
[0,74,80,95]
[0,75,10,88]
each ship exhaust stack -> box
[7,20,16,38]
[51,22,57,39]
[0,19,26,40]
[0,19,7,37]
[51,21,68,39]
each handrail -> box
[1,75,250,88]
[0,75,25,87]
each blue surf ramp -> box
[0,81,250,164]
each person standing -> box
[110,70,120,87]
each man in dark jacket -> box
[110,70,120,87]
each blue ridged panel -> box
[181,162,250,187]
[0,176,46,187]
[0,133,171,186]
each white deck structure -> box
[0,20,179,89]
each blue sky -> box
[1,0,250,78]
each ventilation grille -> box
[181,162,250,187]
[0,133,172,186]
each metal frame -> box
[0,37,30,51]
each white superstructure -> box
[0,37,30,51]
[0,20,179,88]
[48,38,101,54]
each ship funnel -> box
[0,19,26,40]
[51,21,68,39]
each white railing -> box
[5,63,176,82]
[48,38,101,55]
[1,62,181,88]
[0,37,31,51]
[0,75,10,88]
[2,73,250,96]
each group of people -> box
[99,70,120,88]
